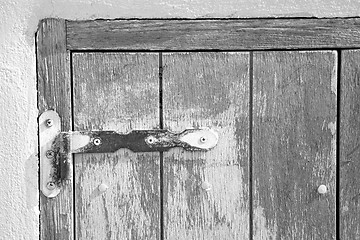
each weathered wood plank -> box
[252,51,337,239]
[340,50,360,239]
[37,18,73,240]
[72,52,160,240]
[67,19,360,50]
[162,52,250,239]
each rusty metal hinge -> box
[39,110,219,198]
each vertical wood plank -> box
[162,52,250,239]
[37,19,73,240]
[252,51,337,239]
[72,53,160,240]
[340,50,360,239]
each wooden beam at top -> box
[66,18,360,50]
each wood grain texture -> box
[66,18,360,50]
[36,18,73,240]
[252,51,337,239]
[162,52,250,239]
[340,50,360,239]
[72,52,160,240]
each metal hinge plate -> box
[39,110,219,198]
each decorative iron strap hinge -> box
[39,110,219,198]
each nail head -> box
[318,184,327,194]
[201,181,212,191]
[98,183,109,192]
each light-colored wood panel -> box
[162,52,250,239]
[340,50,360,240]
[72,53,160,240]
[253,51,337,239]
[66,19,360,50]
[37,18,73,240]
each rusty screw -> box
[93,138,102,146]
[46,182,56,190]
[45,119,53,127]
[45,150,55,159]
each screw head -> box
[200,136,207,143]
[93,138,102,146]
[46,182,56,190]
[145,136,156,145]
[45,119,53,127]
[45,150,55,159]
[201,181,212,191]
[318,185,327,194]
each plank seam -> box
[249,51,254,240]
[68,48,360,52]
[159,52,164,240]
[336,50,341,240]
[70,51,76,240]
[35,27,41,240]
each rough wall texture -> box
[0,0,359,239]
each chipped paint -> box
[254,91,268,118]
[253,206,278,240]
[328,121,336,136]
[328,121,337,180]
[331,54,338,96]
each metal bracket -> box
[39,110,219,198]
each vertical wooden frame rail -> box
[37,19,73,240]
[37,18,360,239]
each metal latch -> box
[39,110,219,198]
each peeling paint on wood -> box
[252,51,337,239]
[72,52,160,239]
[162,52,250,239]
[340,50,360,239]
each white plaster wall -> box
[0,0,359,239]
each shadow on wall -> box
[25,153,39,213]
[23,0,325,47]
[24,0,360,50]
[25,0,183,47]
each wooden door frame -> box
[37,18,360,239]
